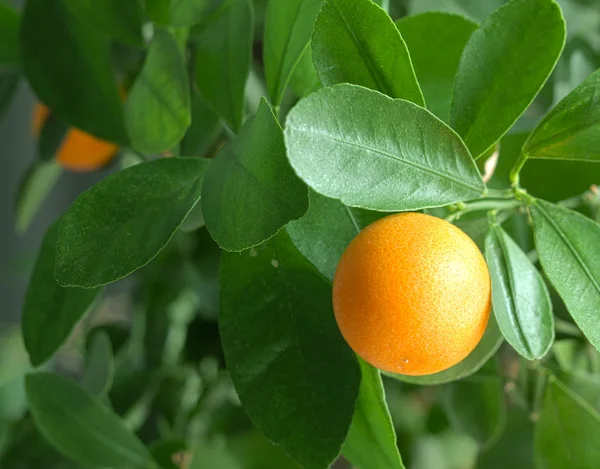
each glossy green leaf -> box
[22,223,102,367]
[477,408,534,469]
[387,316,503,385]
[263,0,323,107]
[312,0,424,104]
[0,3,20,69]
[343,358,405,469]
[20,0,127,144]
[15,161,63,234]
[55,158,210,288]
[219,231,360,469]
[485,224,554,359]
[409,0,507,22]
[287,190,384,280]
[530,200,600,352]
[195,0,253,131]
[396,12,477,122]
[63,0,144,46]
[450,0,565,158]
[82,331,114,399]
[284,84,485,211]
[442,360,506,449]
[536,375,600,469]
[26,372,153,469]
[202,99,308,251]
[180,90,222,157]
[523,68,600,162]
[125,29,190,154]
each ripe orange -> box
[32,103,119,172]
[333,212,491,376]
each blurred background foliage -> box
[1,0,599,468]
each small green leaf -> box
[20,0,127,144]
[386,316,503,385]
[55,157,210,288]
[195,0,254,131]
[287,190,385,280]
[536,375,600,469]
[343,358,405,469]
[169,0,216,27]
[442,360,506,449]
[523,68,600,162]
[180,90,222,157]
[82,330,114,399]
[312,0,424,104]
[26,372,153,469]
[125,29,191,154]
[219,231,360,469]
[451,0,566,158]
[288,44,321,99]
[22,223,102,367]
[0,328,29,389]
[263,0,323,107]
[530,200,600,353]
[62,0,144,46]
[202,99,308,251]
[0,3,20,69]
[284,84,485,211]
[15,160,63,234]
[396,12,477,122]
[485,224,554,360]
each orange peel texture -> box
[333,212,491,376]
[32,103,119,172]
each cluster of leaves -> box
[1,0,600,468]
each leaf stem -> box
[445,199,522,222]
[509,151,529,187]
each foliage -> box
[1,0,600,468]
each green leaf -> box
[441,360,506,449]
[288,44,321,99]
[55,157,210,288]
[343,358,405,469]
[22,223,102,367]
[477,408,534,469]
[26,372,154,469]
[0,71,19,118]
[195,0,254,131]
[523,68,600,162]
[37,114,69,163]
[396,12,477,122]
[219,231,360,469]
[485,223,554,360]
[0,328,29,389]
[20,0,127,144]
[169,0,217,27]
[386,315,503,385]
[62,0,144,46]
[189,438,242,469]
[287,190,385,280]
[312,0,424,104]
[284,84,485,211]
[202,99,308,251]
[536,375,600,469]
[0,3,20,69]
[180,90,222,157]
[82,331,114,399]
[450,0,566,158]
[263,0,323,107]
[125,29,191,154]
[15,160,63,234]
[530,200,600,353]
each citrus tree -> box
[1,0,600,468]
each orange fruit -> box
[332,212,491,376]
[32,103,119,172]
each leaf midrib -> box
[294,127,483,194]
